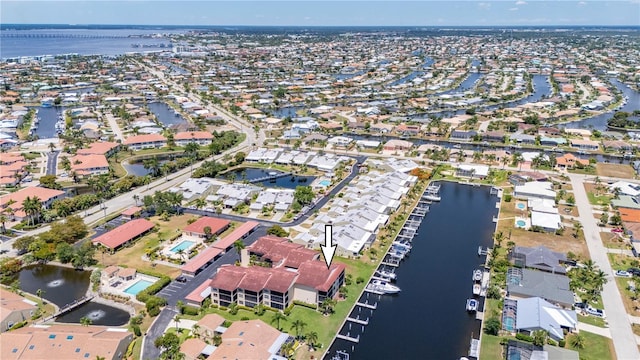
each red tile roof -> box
[181,246,223,274]
[183,216,230,235]
[210,265,297,293]
[124,133,166,145]
[212,221,260,250]
[175,131,213,141]
[0,187,65,218]
[92,218,155,249]
[296,261,346,292]
[77,142,119,156]
[121,206,142,216]
[185,279,212,304]
[247,236,317,269]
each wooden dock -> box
[248,172,292,183]
[41,295,94,323]
[469,338,480,358]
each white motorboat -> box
[473,283,482,296]
[375,269,397,280]
[466,298,478,312]
[392,241,412,250]
[473,269,482,282]
[368,280,401,294]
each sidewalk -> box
[577,322,611,338]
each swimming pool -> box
[516,220,526,228]
[124,279,154,295]
[503,317,516,331]
[516,203,526,210]
[170,240,195,253]
[319,179,331,187]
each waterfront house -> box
[514,181,556,201]
[506,268,574,308]
[511,297,577,341]
[602,140,633,152]
[510,246,568,274]
[482,131,507,143]
[570,139,599,151]
[123,133,167,150]
[455,164,489,179]
[0,324,133,360]
[511,133,536,145]
[450,130,477,142]
[383,139,412,152]
[530,210,562,232]
[0,288,37,332]
[555,153,589,171]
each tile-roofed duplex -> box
[0,187,65,220]
[92,218,155,251]
[0,324,133,360]
[76,141,120,156]
[123,133,166,150]
[207,320,289,360]
[0,288,37,332]
[70,154,110,176]
[247,235,318,269]
[174,131,213,146]
[182,216,230,240]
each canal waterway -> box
[18,264,129,326]
[147,101,189,127]
[325,181,498,359]
[220,167,315,189]
[34,106,63,138]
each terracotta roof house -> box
[0,187,65,220]
[175,131,213,146]
[70,154,109,176]
[182,216,230,240]
[77,141,120,156]
[0,324,133,360]
[208,320,290,360]
[124,133,166,150]
[92,218,155,251]
[0,288,37,332]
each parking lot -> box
[156,278,190,298]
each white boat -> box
[473,283,482,296]
[368,280,401,294]
[376,269,397,280]
[392,241,412,250]
[423,193,441,202]
[466,298,478,312]
[473,269,482,282]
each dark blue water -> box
[1,29,182,58]
[34,106,62,138]
[389,71,425,87]
[561,78,640,131]
[221,167,315,189]
[325,182,498,360]
[439,72,483,95]
[147,101,188,127]
[122,159,169,176]
[18,264,130,326]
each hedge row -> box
[136,275,171,303]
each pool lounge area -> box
[514,217,529,229]
[170,240,195,253]
[124,279,154,295]
[100,266,159,300]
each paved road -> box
[46,150,59,175]
[570,173,640,360]
[104,113,124,142]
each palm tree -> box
[194,198,207,210]
[573,221,583,238]
[176,249,186,263]
[320,298,337,315]
[233,240,245,260]
[22,196,43,226]
[290,319,307,341]
[203,226,213,242]
[133,194,140,206]
[270,311,287,331]
[0,212,7,234]
[80,316,92,326]
[143,156,161,177]
[173,314,181,331]
[570,334,585,349]
[306,331,319,350]
[191,323,200,338]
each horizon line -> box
[3,23,640,28]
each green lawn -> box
[568,331,615,360]
[586,192,611,206]
[479,334,503,360]
[578,314,608,328]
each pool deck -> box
[100,273,159,301]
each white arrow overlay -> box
[320,224,336,269]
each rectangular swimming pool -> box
[124,279,154,295]
[170,240,195,253]
[319,179,331,187]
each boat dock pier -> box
[347,317,369,325]
[248,172,292,183]
[41,295,95,323]
[336,334,360,343]
[468,338,480,358]
[356,301,377,310]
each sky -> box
[2,1,639,27]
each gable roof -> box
[512,246,567,274]
[516,297,577,340]
[507,268,573,306]
[91,218,155,249]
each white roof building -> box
[531,211,562,231]
[515,181,556,201]
[609,181,640,197]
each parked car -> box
[615,270,633,278]
[176,276,188,283]
[574,302,587,310]
[627,268,640,276]
[586,306,606,318]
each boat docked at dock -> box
[375,269,397,280]
[473,269,482,282]
[466,298,478,312]
[472,283,482,296]
[367,280,401,294]
[423,184,441,202]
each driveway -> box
[570,173,640,360]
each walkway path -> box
[105,113,124,142]
[570,173,640,360]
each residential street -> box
[570,173,640,360]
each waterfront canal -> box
[325,181,498,359]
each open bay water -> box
[325,182,498,359]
